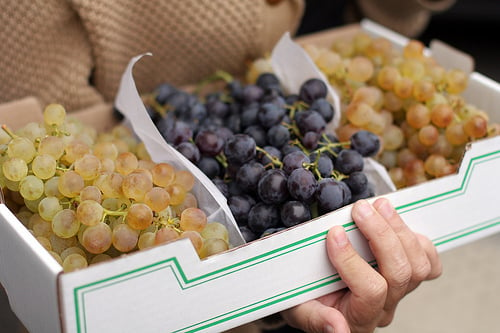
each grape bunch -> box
[247,33,500,188]
[144,73,380,242]
[0,104,230,273]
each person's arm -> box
[354,0,456,37]
[281,198,442,333]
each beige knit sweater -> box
[0,0,455,114]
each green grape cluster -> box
[0,104,229,273]
[247,33,500,189]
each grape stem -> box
[156,217,181,233]
[1,124,16,139]
[102,206,128,223]
[144,93,171,117]
[215,153,228,169]
[256,146,283,168]
[194,70,234,96]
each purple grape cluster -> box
[144,73,380,242]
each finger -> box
[325,225,387,325]
[282,299,351,333]
[415,233,443,280]
[351,200,412,313]
[372,198,432,288]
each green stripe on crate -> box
[73,149,500,333]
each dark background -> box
[296,0,500,82]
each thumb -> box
[281,299,351,333]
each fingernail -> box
[376,198,394,220]
[354,199,373,219]
[332,226,348,247]
[325,325,335,333]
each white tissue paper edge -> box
[270,33,396,195]
[114,53,245,247]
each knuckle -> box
[412,260,432,281]
[388,263,412,290]
[367,275,389,301]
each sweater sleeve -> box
[354,0,456,37]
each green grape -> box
[171,192,198,217]
[38,196,62,221]
[76,200,104,226]
[166,183,187,206]
[115,151,138,175]
[352,86,384,110]
[126,203,153,230]
[93,141,118,161]
[38,136,65,160]
[79,185,103,203]
[464,114,488,138]
[17,122,46,142]
[377,66,401,91]
[58,170,84,198]
[138,231,156,250]
[74,154,101,181]
[346,56,374,82]
[80,222,112,254]
[382,124,405,151]
[424,154,448,177]
[48,251,63,266]
[44,177,62,198]
[122,171,153,201]
[393,76,414,99]
[112,223,139,252]
[43,103,66,127]
[7,136,36,163]
[413,80,435,102]
[62,253,88,272]
[36,236,52,251]
[445,69,468,94]
[180,231,203,254]
[418,125,439,147]
[24,195,44,213]
[345,102,376,127]
[151,162,175,187]
[154,226,179,245]
[32,154,57,179]
[400,59,425,81]
[174,170,195,191]
[100,157,116,173]
[180,207,207,233]
[2,157,28,181]
[94,173,123,199]
[406,103,431,129]
[19,175,44,200]
[49,234,78,254]
[32,218,52,238]
[430,104,454,128]
[143,187,170,212]
[52,209,80,238]
[199,238,229,259]
[63,139,90,164]
[389,167,406,189]
[429,134,453,158]
[90,253,112,265]
[200,222,229,243]
[15,209,33,228]
[403,40,425,60]
[60,246,87,261]
[445,122,468,145]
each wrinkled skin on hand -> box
[282,198,442,333]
